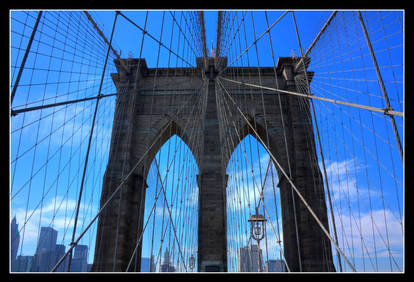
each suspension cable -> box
[217,77,357,272]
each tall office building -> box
[55,244,69,272]
[160,249,175,272]
[265,259,285,272]
[149,254,156,272]
[70,245,88,272]
[10,217,20,271]
[15,256,33,272]
[30,227,58,272]
[237,245,264,272]
[11,224,90,272]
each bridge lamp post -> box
[249,207,267,241]
[189,255,195,272]
[248,207,267,272]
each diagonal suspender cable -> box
[218,11,289,76]
[66,11,119,272]
[217,77,357,272]
[83,11,128,73]
[152,158,188,271]
[118,11,195,67]
[215,78,292,272]
[9,10,403,273]
[124,79,207,271]
[219,77,403,117]
[295,11,338,69]
[11,93,117,116]
[357,11,403,162]
[51,58,204,272]
[51,112,183,272]
[199,11,208,58]
[292,10,342,272]
[10,11,43,105]
[262,10,303,271]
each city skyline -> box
[10,10,404,272]
[11,219,90,272]
[11,217,179,272]
[237,244,265,272]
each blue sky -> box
[10,10,403,272]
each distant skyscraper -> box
[70,245,88,272]
[265,259,285,272]
[74,244,88,260]
[149,254,156,272]
[160,249,175,272]
[237,245,264,272]
[37,227,58,253]
[11,217,20,271]
[15,255,33,272]
[55,244,69,272]
[31,227,58,272]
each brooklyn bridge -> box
[10,10,404,273]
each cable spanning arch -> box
[10,10,206,273]
[10,10,403,273]
[215,10,403,273]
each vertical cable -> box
[66,11,118,272]
[357,11,403,162]
[11,11,42,105]
[292,11,342,272]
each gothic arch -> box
[220,102,335,271]
[223,114,268,169]
[138,115,201,182]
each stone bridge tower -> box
[91,56,335,272]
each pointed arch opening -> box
[139,134,199,272]
[140,118,201,181]
[225,133,285,272]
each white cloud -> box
[319,158,381,205]
[226,151,277,214]
[12,98,114,159]
[264,220,284,251]
[324,158,358,177]
[329,207,404,272]
[317,158,404,270]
